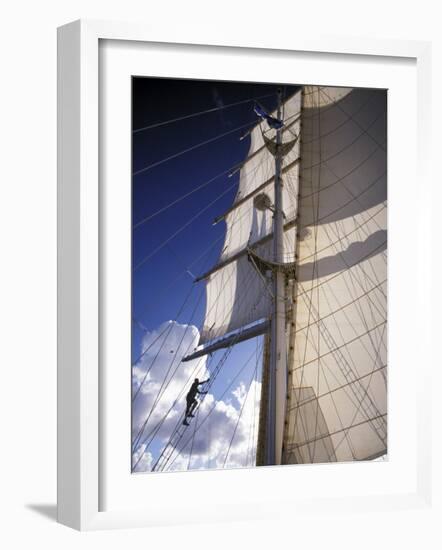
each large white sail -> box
[199,93,301,344]
[284,86,388,463]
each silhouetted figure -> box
[183,378,209,426]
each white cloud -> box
[132,443,153,471]
[177,378,262,471]
[132,321,261,473]
[132,321,209,462]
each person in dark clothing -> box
[183,378,209,426]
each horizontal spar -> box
[182,320,270,362]
[213,157,300,225]
[194,217,298,282]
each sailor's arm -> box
[197,379,209,395]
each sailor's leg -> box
[183,400,190,426]
[188,399,197,417]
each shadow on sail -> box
[297,229,387,282]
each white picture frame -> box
[57,19,433,531]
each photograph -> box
[130,78,388,474]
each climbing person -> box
[183,378,209,426]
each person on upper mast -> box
[182,378,209,426]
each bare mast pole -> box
[266,89,287,465]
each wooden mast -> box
[256,89,297,466]
[256,88,303,466]
[255,331,271,466]
[281,86,303,464]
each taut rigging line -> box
[133,119,258,177]
[133,92,276,134]
[222,362,258,468]
[133,176,239,271]
[133,148,267,230]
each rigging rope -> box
[133,140,268,233]
[332,325,387,455]
[223,365,257,468]
[133,119,257,177]
[246,340,260,467]
[294,287,387,449]
[186,398,202,470]
[133,162,241,229]
[133,177,239,271]
[133,93,276,134]
[133,228,226,321]
[318,88,386,152]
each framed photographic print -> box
[57,20,432,530]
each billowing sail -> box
[199,93,301,344]
[283,86,388,463]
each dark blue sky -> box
[132,77,298,356]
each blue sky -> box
[131,77,296,472]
